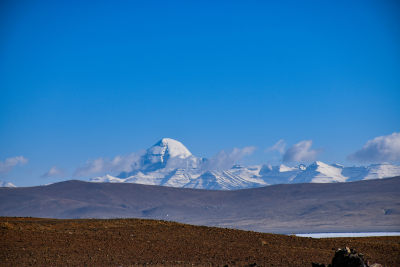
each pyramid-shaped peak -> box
[151,138,192,159]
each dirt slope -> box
[1,217,399,266]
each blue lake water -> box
[295,232,400,238]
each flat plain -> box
[1,217,399,266]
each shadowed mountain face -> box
[0,177,399,233]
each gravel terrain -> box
[1,217,399,266]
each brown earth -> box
[2,178,399,234]
[0,217,399,267]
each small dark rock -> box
[312,247,382,267]
[331,247,366,267]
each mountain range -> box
[1,177,399,233]
[90,138,400,190]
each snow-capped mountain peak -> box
[157,138,192,158]
[138,138,195,173]
[291,161,347,183]
[144,138,192,163]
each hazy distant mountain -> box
[91,138,400,190]
[0,181,16,187]
[184,168,266,190]
[258,164,304,185]
[1,177,399,233]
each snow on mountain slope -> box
[159,168,200,187]
[144,138,192,163]
[89,138,400,190]
[91,174,125,183]
[183,171,227,190]
[93,162,265,190]
[124,171,164,186]
[184,169,266,190]
[140,138,193,172]
[290,161,348,183]
[176,164,266,190]
[341,164,400,181]
[362,163,400,180]
[0,181,16,187]
[229,165,262,181]
[259,164,302,185]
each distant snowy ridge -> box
[90,138,400,190]
[0,181,16,187]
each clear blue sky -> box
[1,0,399,186]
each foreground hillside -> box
[1,177,399,233]
[1,217,399,267]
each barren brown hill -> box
[0,177,399,233]
[1,217,399,267]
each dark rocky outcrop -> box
[312,247,382,267]
[331,247,367,267]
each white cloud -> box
[74,152,143,177]
[266,139,286,154]
[282,140,318,162]
[348,132,400,163]
[0,156,28,174]
[203,146,256,170]
[41,166,64,178]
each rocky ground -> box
[1,217,399,266]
